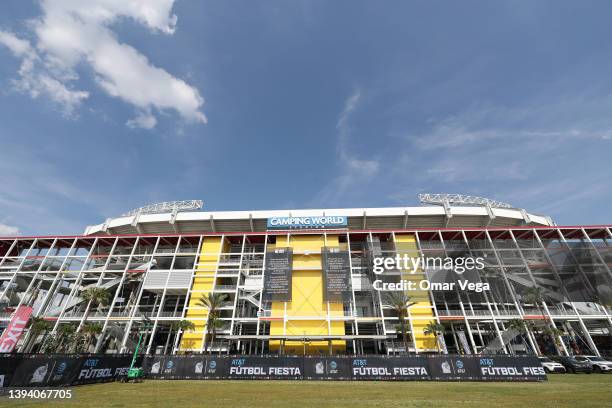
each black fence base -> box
[143,355,547,382]
[0,354,546,387]
[0,354,136,388]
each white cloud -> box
[312,90,380,206]
[0,223,19,236]
[127,110,157,129]
[335,90,379,175]
[310,89,612,223]
[336,91,361,133]
[0,0,205,127]
[0,31,31,56]
[0,29,89,116]
[412,105,612,150]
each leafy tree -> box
[386,292,415,354]
[506,318,528,334]
[166,320,195,353]
[170,320,195,331]
[82,322,103,352]
[171,320,195,332]
[23,316,51,352]
[505,319,539,354]
[523,287,545,316]
[50,323,77,353]
[543,326,566,355]
[523,287,561,354]
[423,321,445,352]
[197,293,228,353]
[80,287,110,328]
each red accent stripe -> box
[1,224,611,240]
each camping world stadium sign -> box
[267,216,347,230]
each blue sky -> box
[0,1,611,236]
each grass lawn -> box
[1,375,611,408]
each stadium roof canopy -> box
[84,203,553,235]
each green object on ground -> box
[122,317,151,383]
[127,367,143,379]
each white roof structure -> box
[85,203,553,235]
[418,194,513,209]
[122,200,203,217]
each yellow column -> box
[269,234,345,353]
[394,234,437,351]
[179,236,224,351]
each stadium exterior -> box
[1,197,611,357]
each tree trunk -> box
[525,326,542,355]
[39,333,49,353]
[68,334,78,353]
[164,328,173,354]
[22,330,37,353]
[56,334,64,353]
[203,329,209,354]
[400,316,408,354]
[86,335,93,353]
[81,304,92,332]
[535,302,559,355]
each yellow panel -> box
[394,233,437,351]
[179,236,224,351]
[270,234,345,354]
[286,270,325,317]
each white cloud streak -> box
[0,0,205,127]
[0,31,31,55]
[126,110,157,129]
[0,30,89,116]
[313,90,380,206]
[0,223,19,236]
[310,88,611,224]
[0,144,121,235]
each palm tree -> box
[386,292,415,354]
[523,286,556,354]
[506,318,528,333]
[166,320,195,353]
[55,323,76,353]
[82,322,103,353]
[543,326,566,356]
[505,319,535,354]
[23,316,51,352]
[197,293,228,353]
[423,321,445,353]
[80,287,110,329]
[523,287,545,317]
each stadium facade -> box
[1,196,611,357]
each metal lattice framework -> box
[122,200,203,217]
[0,225,610,356]
[419,194,513,209]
